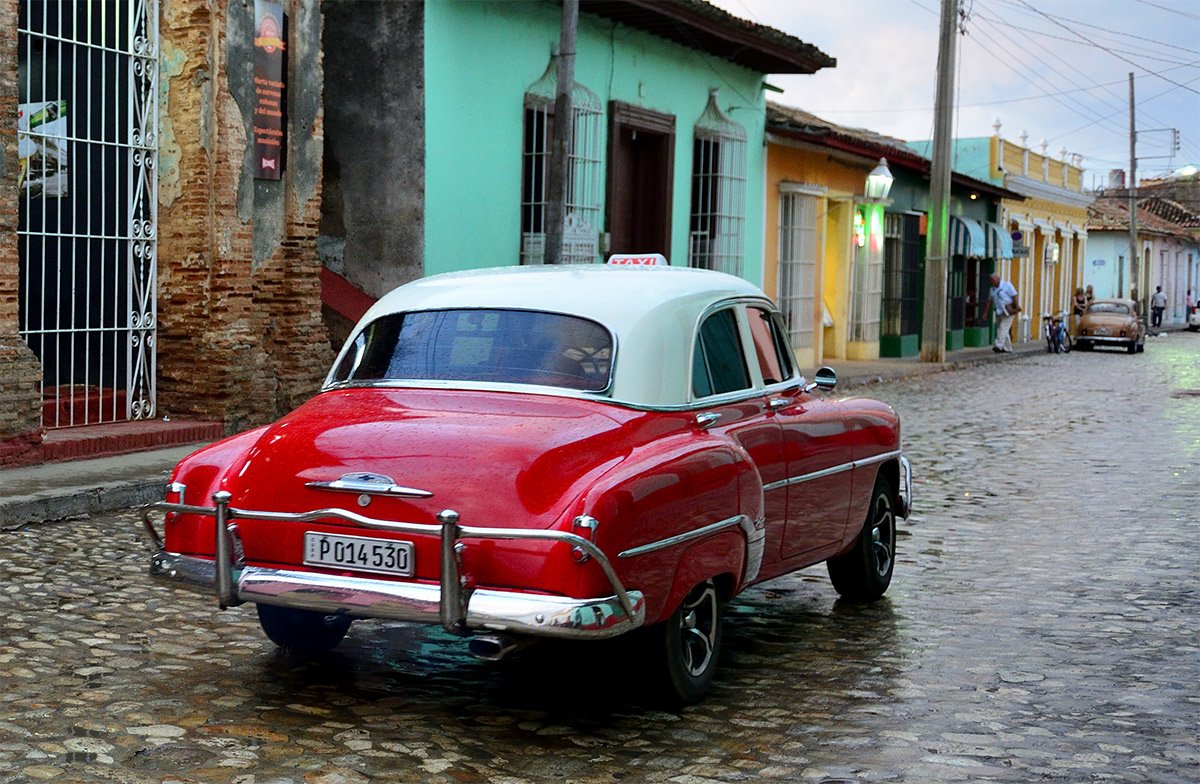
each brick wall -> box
[0,0,45,463]
[156,0,331,432]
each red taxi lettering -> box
[606,253,668,267]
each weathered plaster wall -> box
[157,0,330,431]
[0,0,45,463]
[321,0,425,300]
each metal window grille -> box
[689,90,746,276]
[848,206,883,342]
[520,56,602,265]
[881,213,903,337]
[17,0,158,428]
[778,191,819,349]
[881,212,921,336]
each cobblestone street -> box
[2,337,1198,784]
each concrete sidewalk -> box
[0,340,1046,527]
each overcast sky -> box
[706,0,1200,189]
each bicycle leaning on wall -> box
[1042,312,1072,354]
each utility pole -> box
[544,0,578,265]
[920,0,959,363]
[1127,73,1139,311]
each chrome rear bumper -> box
[1078,334,1135,345]
[141,495,645,640]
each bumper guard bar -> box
[140,493,645,640]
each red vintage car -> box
[141,262,911,703]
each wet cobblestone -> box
[2,336,1199,783]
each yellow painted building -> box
[764,106,891,367]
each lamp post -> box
[864,158,894,202]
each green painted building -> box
[319,0,833,339]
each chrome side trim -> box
[618,515,747,559]
[898,453,913,518]
[761,449,902,493]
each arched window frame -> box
[520,56,603,265]
[688,89,746,276]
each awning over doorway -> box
[984,221,1013,259]
[949,216,985,257]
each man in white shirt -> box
[1150,285,1167,328]
[983,272,1020,353]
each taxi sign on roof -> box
[607,253,668,267]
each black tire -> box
[827,475,897,601]
[651,579,723,705]
[1077,340,1091,351]
[1127,340,1137,354]
[257,603,352,654]
[1062,333,1072,353]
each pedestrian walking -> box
[983,272,1020,353]
[1151,285,1167,328]
[1186,289,1194,317]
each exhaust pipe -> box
[467,634,526,661]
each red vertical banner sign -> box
[253,0,286,179]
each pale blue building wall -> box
[1082,232,1126,298]
[423,0,768,284]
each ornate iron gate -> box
[17,0,158,427]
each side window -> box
[747,307,795,385]
[692,308,751,398]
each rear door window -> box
[692,308,751,398]
[747,307,795,385]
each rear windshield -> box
[1087,302,1130,315]
[331,309,613,392]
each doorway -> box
[607,102,674,258]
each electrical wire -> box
[1133,0,1200,20]
[1013,0,1200,95]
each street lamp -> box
[864,157,894,202]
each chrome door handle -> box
[767,398,791,411]
[695,412,722,429]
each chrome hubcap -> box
[870,494,894,577]
[679,583,718,677]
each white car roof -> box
[331,265,777,407]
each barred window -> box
[689,90,746,276]
[520,56,602,265]
[778,189,821,349]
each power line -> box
[974,11,1200,66]
[985,0,1200,56]
[1134,0,1200,20]
[1014,0,1200,95]
[966,18,1128,137]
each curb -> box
[1,477,169,530]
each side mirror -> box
[805,366,837,393]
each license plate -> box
[1096,327,1109,335]
[303,532,413,577]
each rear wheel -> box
[650,579,723,705]
[257,604,352,654]
[828,475,896,601]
